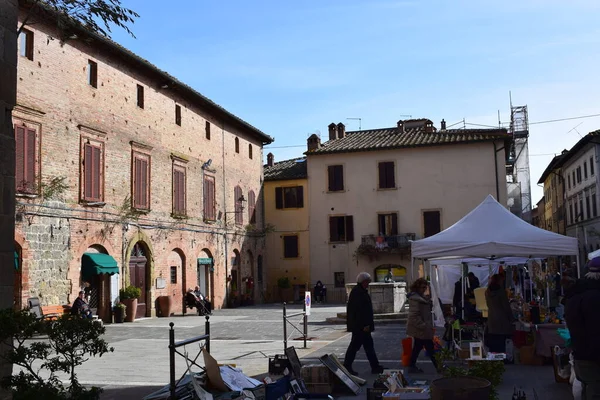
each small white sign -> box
[469,341,483,360]
[305,291,311,316]
[156,277,166,289]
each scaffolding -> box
[507,104,531,222]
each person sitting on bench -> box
[71,290,92,319]
[194,286,212,314]
[185,289,211,315]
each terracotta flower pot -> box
[122,298,138,322]
[156,296,173,317]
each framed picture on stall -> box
[470,342,483,360]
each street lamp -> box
[224,195,246,224]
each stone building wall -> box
[13,10,270,318]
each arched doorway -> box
[82,244,115,322]
[167,249,185,313]
[14,242,22,310]
[129,242,150,318]
[231,249,241,297]
[198,249,214,303]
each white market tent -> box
[411,195,579,261]
[410,195,579,327]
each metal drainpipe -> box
[493,141,504,201]
[222,121,229,306]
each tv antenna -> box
[347,117,362,131]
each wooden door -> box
[129,256,147,318]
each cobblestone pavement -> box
[86,304,572,399]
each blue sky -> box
[111,0,600,205]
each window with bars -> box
[172,165,186,216]
[283,235,299,258]
[14,123,38,194]
[175,104,181,126]
[378,161,396,189]
[203,175,216,221]
[87,60,97,88]
[248,190,256,224]
[329,215,354,242]
[275,186,304,209]
[234,185,243,225]
[82,141,103,202]
[327,165,344,191]
[137,84,144,108]
[19,29,34,60]
[132,153,151,210]
[170,266,177,284]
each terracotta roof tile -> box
[264,158,307,181]
[306,126,510,155]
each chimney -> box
[307,134,321,151]
[337,122,346,139]
[267,152,274,167]
[441,119,446,130]
[397,120,404,134]
[328,123,337,141]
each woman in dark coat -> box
[485,274,515,353]
[406,278,438,373]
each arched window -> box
[248,144,253,159]
[235,137,240,153]
[248,190,256,223]
[234,185,243,225]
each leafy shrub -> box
[119,285,142,300]
[277,277,291,289]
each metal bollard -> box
[205,315,210,354]
[283,302,287,352]
[303,300,307,349]
[168,322,176,400]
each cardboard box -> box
[300,364,334,384]
[305,382,335,394]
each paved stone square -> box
[67,304,573,399]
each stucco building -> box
[13,6,273,322]
[560,130,600,261]
[537,151,567,235]
[305,119,510,290]
[263,153,310,302]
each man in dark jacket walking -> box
[343,272,384,376]
[565,259,600,399]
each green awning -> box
[81,253,119,281]
[14,251,19,270]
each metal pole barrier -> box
[303,299,307,349]
[283,302,287,352]
[205,315,210,354]
[169,322,176,400]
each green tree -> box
[0,309,114,399]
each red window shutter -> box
[203,177,209,219]
[133,158,141,208]
[173,169,185,214]
[234,186,243,225]
[140,159,148,209]
[92,145,101,200]
[209,178,215,220]
[275,187,283,209]
[25,128,36,193]
[173,169,179,214]
[181,170,186,214]
[248,191,256,223]
[345,215,354,241]
[15,126,25,192]
[84,144,93,200]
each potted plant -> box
[120,285,141,322]
[113,303,126,323]
[277,277,292,303]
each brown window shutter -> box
[92,146,101,200]
[378,162,386,188]
[133,158,140,208]
[25,128,36,192]
[15,126,25,191]
[173,169,179,214]
[179,170,186,214]
[387,162,395,188]
[328,166,335,191]
[203,177,209,219]
[275,187,283,209]
[297,186,304,208]
[391,213,398,235]
[84,144,93,200]
[209,178,215,220]
[335,166,344,190]
[345,215,354,241]
[248,191,256,223]
[329,217,337,242]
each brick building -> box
[13,6,273,322]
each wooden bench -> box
[40,305,70,320]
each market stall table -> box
[518,322,566,358]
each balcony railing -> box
[359,233,417,255]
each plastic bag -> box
[572,377,583,400]
[557,328,572,347]
[553,346,571,379]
